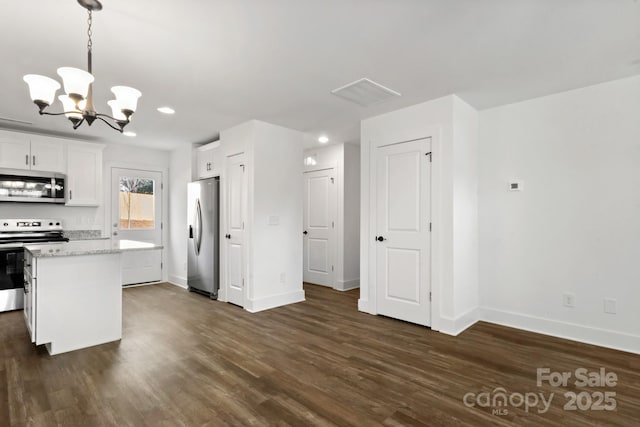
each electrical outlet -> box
[604,298,617,314]
[563,293,575,308]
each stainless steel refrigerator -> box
[187,178,220,298]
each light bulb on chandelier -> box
[22,0,141,133]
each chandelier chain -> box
[87,10,93,52]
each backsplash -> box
[64,230,105,240]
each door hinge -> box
[332,221,334,229]
[426,152,432,162]
[161,262,163,269]
[330,177,334,184]
[429,291,432,302]
[161,182,164,190]
[161,222,163,230]
[331,265,334,272]
[429,222,432,232]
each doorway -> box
[111,167,163,285]
[303,168,337,287]
[374,138,431,326]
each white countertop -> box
[25,239,163,258]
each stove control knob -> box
[56,222,60,226]
[49,222,53,226]
[2,223,7,227]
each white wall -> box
[167,145,192,287]
[479,75,640,353]
[342,143,361,288]
[452,97,480,321]
[303,143,361,291]
[250,121,304,307]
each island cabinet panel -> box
[33,253,122,355]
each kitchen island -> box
[23,239,162,355]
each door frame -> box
[302,165,338,288]
[366,132,442,329]
[106,163,168,283]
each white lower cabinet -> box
[66,142,104,206]
[23,251,122,355]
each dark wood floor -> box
[0,283,638,426]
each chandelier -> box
[23,0,141,133]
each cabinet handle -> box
[25,154,29,165]
[32,155,36,166]
[69,190,73,200]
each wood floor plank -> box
[0,282,638,426]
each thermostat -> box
[509,181,523,191]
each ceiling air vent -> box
[331,78,401,107]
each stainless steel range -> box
[0,219,69,312]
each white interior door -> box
[225,153,246,306]
[303,168,337,287]
[375,138,431,326]
[111,168,163,285]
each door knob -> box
[225,234,231,239]
[376,236,386,242]
[303,230,308,235]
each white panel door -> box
[303,168,336,287]
[0,136,30,169]
[375,138,431,326]
[225,153,246,307]
[111,168,163,285]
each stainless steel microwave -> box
[0,169,66,203]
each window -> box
[119,177,155,229]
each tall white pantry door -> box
[225,153,246,307]
[375,138,431,326]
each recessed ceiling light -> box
[123,131,136,137]
[318,136,329,144]
[157,106,175,114]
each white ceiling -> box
[1,0,639,150]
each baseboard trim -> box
[480,307,640,355]
[438,307,480,336]
[245,290,305,313]
[358,298,373,314]
[335,278,360,291]
[168,275,188,289]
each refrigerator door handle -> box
[194,198,203,255]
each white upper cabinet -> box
[29,137,66,173]
[0,133,31,169]
[66,143,104,206]
[196,142,221,178]
[0,131,65,173]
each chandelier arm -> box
[72,118,85,130]
[40,111,84,117]
[95,116,124,133]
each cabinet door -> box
[66,144,103,206]
[30,137,66,173]
[0,135,30,169]
[197,148,216,178]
